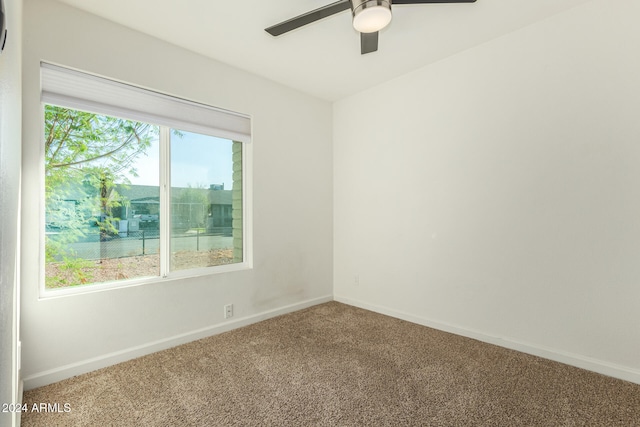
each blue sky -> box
[126,131,234,189]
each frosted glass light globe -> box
[353,5,392,33]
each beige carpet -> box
[22,302,640,426]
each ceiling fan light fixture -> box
[352,0,392,33]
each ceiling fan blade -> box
[361,32,378,55]
[265,0,351,36]
[392,0,476,3]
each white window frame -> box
[39,63,253,298]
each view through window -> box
[44,105,244,289]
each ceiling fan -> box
[265,0,477,55]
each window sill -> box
[39,262,252,300]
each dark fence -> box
[47,228,232,261]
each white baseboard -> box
[23,295,333,390]
[334,295,640,386]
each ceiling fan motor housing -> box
[351,0,393,33]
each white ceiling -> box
[56,0,592,101]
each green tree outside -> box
[44,105,157,286]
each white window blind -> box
[40,62,251,143]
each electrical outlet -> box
[224,303,233,319]
[354,275,360,286]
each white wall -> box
[22,0,333,388]
[0,0,22,424]
[334,0,640,383]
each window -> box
[41,63,250,293]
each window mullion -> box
[159,127,171,277]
